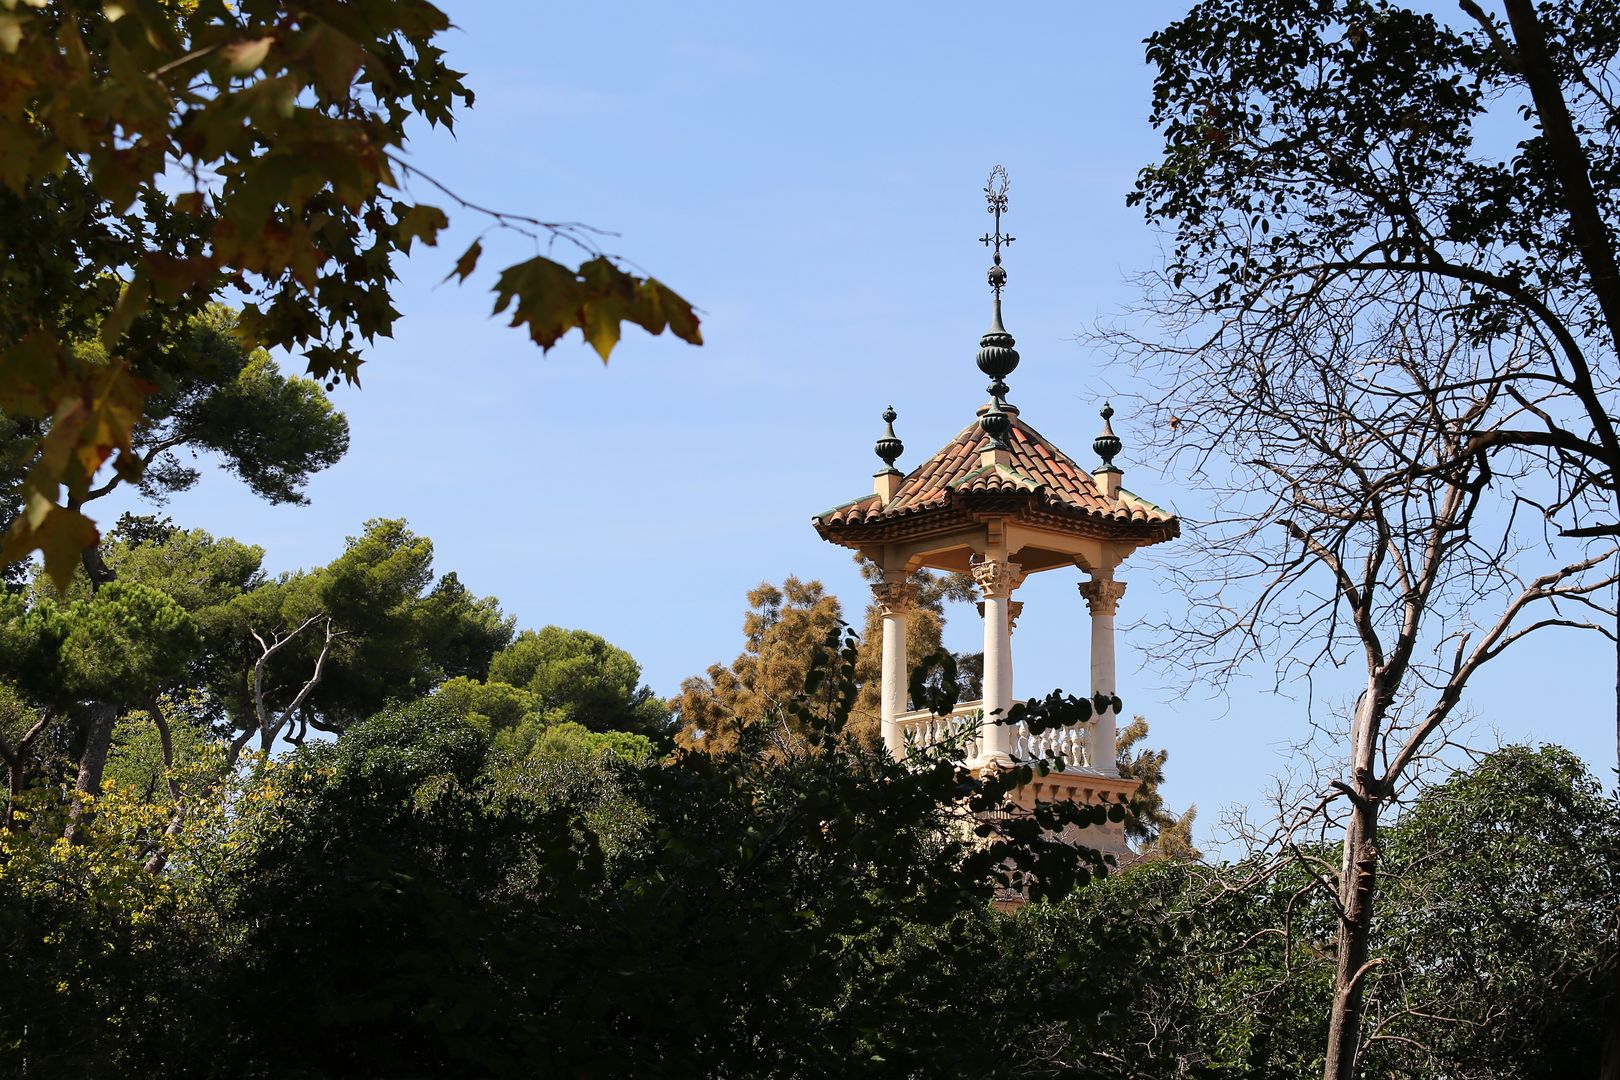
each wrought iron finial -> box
[1094,402,1123,469]
[978,165,1015,300]
[874,406,904,473]
[973,166,1019,426]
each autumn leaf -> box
[445,239,482,284]
[494,255,702,359]
[0,0,701,587]
[223,36,275,76]
[0,13,24,54]
[490,255,584,351]
[394,203,449,254]
[1,495,99,591]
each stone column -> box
[871,579,918,759]
[1078,574,1127,775]
[971,558,1024,766]
[974,598,1025,689]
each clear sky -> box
[107,2,1618,849]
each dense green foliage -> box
[1,632,1143,1077]
[5,670,1613,1079]
[968,746,1620,1078]
[0,517,512,814]
[436,624,669,761]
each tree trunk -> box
[1607,608,1620,1080]
[4,759,21,831]
[1594,952,1620,1080]
[1502,0,1620,363]
[1503,0,1620,776]
[64,700,117,842]
[1323,796,1380,1080]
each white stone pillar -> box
[1078,574,1127,776]
[872,579,918,759]
[971,558,1024,766]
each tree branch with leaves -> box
[0,1,701,588]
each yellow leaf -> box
[223,36,274,76]
[0,14,23,53]
[100,274,149,348]
[0,494,99,592]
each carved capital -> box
[870,580,919,617]
[973,598,1025,633]
[971,558,1025,599]
[1078,577,1127,616]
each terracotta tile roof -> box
[814,412,1179,543]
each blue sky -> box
[109,2,1617,848]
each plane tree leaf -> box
[0,1,700,583]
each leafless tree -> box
[1112,275,1617,1073]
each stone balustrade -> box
[894,698,1094,769]
[896,702,983,761]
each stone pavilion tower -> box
[812,168,1179,823]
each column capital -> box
[1078,577,1127,616]
[870,579,920,617]
[971,558,1025,599]
[973,598,1025,633]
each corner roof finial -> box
[1094,402,1123,470]
[975,166,1020,447]
[874,405,904,473]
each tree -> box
[991,857,1308,1077]
[57,580,202,833]
[1123,286,1613,1076]
[1363,744,1619,1076]
[671,576,847,753]
[1134,0,1620,751]
[0,579,201,832]
[433,625,669,761]
[12,516,259,824]
[0,1,701,587]
[1115,716,1197,856]
[486,626,668,736]
[201,518,511,760]
[1130,4,1620,1073]
[0,297,352,809]
[993,745,1618,1078]
[206,638,1127,1076]
[0,730,276,1075]
[0,591,70,825]
[8,518,509,805]
[674,570,984,753]
[2,306,350,587]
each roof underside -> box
[814,413,1179,547]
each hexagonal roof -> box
[814,411,1179,547]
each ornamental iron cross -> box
[979,165,1014,297]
